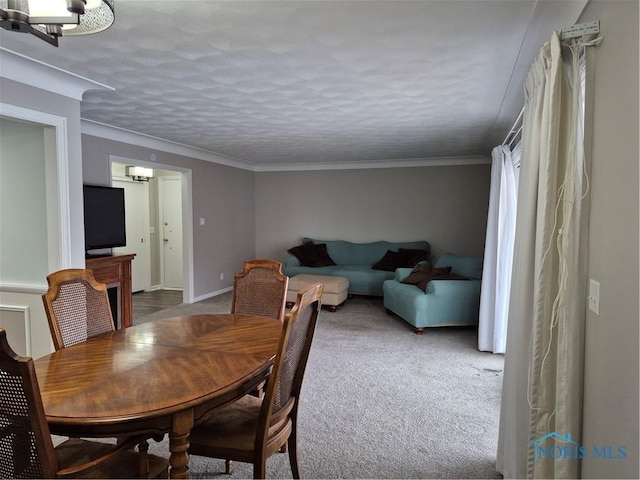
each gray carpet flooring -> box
[136,293,504,479]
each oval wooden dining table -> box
[33,313,282,479]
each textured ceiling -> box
[0,0,586,168]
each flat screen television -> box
[83,184,126,252]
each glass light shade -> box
[28,0,71,17]
[126,166,155,180]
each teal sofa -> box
[283,238,430,296]
[382,253,482,334]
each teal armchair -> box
[382,254,482,334]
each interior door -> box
[160,177,183,289]
[113,179,151,292]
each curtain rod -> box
[501,106,524,147]
[501,21,601,149]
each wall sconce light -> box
[125,166,154,182]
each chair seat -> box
[191,395,262,454]
[190,395,291,462]
[56,438,169,479]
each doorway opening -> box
[109,156,193,304]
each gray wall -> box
[255,164,491,261]
[579,1,639,478]
[81,135,256,299]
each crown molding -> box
[254,156,491,172]
[0,48,114,100]
[81,119,255,171]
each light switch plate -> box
[588,279,600,316]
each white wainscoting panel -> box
[0,305,31,357]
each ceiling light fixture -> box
[125,166,154,182]
[0,0,114,47]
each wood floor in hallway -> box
[132,289,183,319]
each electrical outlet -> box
[588,279,600,316]
[220,272,224,280]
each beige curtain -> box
[497,32,590,479]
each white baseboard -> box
[192,286,233,303]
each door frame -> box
[108,155,194,304]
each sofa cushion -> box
[331,265,395,296]
[287,241,336,267]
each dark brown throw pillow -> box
[287,241,336,267]
[402,265,449,285]
[372,250,404,271]
[402,265,468,291]
[373,248,430,271]
[287,241,314,264]
[398,248,429,267]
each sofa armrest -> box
[284,256,301,268]
[394,268,413,282]
[425,279,481,296]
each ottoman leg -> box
[328,305,337,313]
[286,301,294,309]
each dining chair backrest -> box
[0,328,59,479]
[42,269,115,351]
[231,259,289,321]
[0,329,169,479]
[256,282,323,451]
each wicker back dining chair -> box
[0,328,169,479]
[231,259,289,321]
[189,282,323,479]
[42,269,115,351]
[41,269,163,477]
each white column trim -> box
[0,102,72,270]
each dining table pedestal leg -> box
[169,409,194,479]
